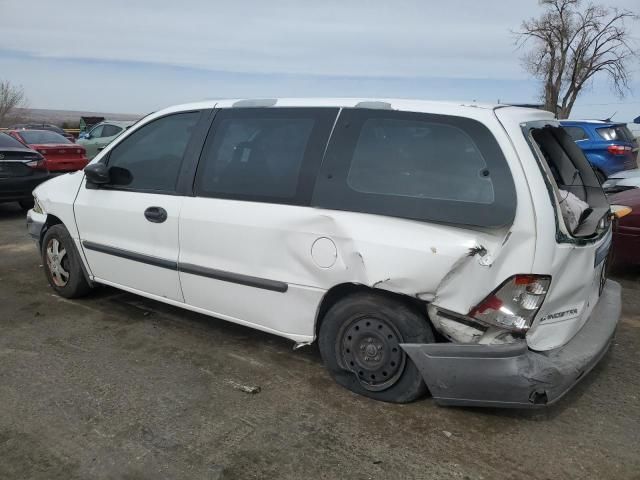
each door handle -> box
[144,206,168,223]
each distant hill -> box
[3,108,142,127]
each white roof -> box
[153,98,555,123]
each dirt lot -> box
[1,203,639,480]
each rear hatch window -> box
[596,125,636,143]
[527,123,610,239]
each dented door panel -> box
[179,197,525,341]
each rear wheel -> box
[42,225,92,298]
[318,292,434,403]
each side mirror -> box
[84,163,110,184]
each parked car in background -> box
[561,120,639,182]
[77,120,134,159]
[0,132,49,210]
[602,169,640,194]
[27,98,621,408]
[8,129,88,173]
[609,189,640,267]
[10,123,75,142]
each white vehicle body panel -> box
[495,107,611,350]
[74,188,184,301]
[179,198,505,341]
[30,98,613,353]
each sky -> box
[0,0,638,121]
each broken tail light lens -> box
[468,275,551,332]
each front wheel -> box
[318,293,434,403]
[41,224,92,298]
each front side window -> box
[313,109,516,227]
[106,112,200,192]
[102,124,123,137]
[195,108,337,204]
[90,125,104,138]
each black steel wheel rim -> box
[338,315,406,392]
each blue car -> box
[560,120,639,182]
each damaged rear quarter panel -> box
[426,111,539,328]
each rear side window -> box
[106,112,200,192]
[563,126,589,141]
[313,109,516,227]
[195,108,338,204]
[346,117,494,204]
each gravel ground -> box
[0,202,639,480]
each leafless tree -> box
[0,80,27,126]
[516,0,638,118]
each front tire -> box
[318,292,434,403]
[41,225,92,298]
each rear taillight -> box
[468,274,551,332]
[607,145,632,155]
[26,158,48,171]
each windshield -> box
[0,132,28,148]
[19,130,71,145]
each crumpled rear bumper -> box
[401,280,621,408]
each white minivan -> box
[27,98,621,407]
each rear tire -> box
[41,224,92,299]
[18,199,34,210]
[318,292,434,403]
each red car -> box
[8,129,88,173]
[609,188,640,266]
